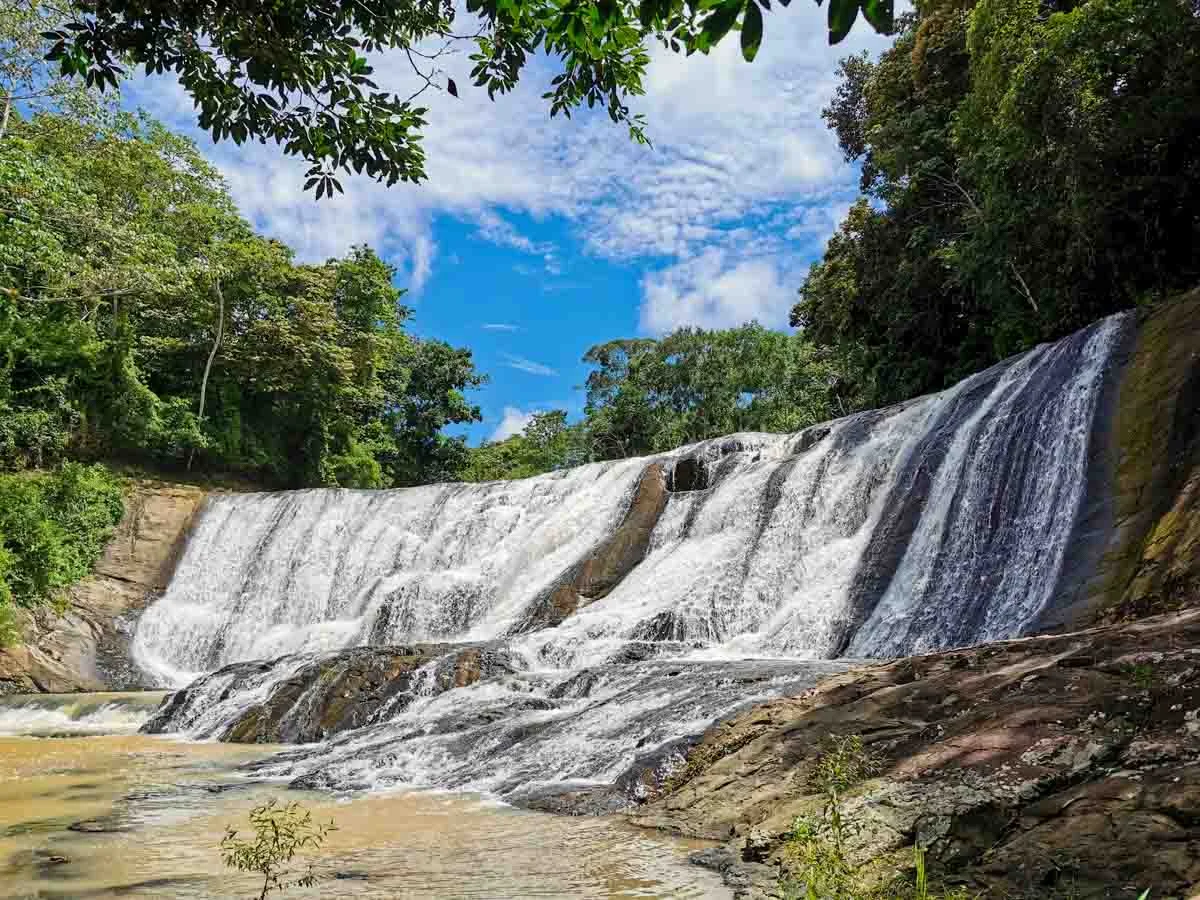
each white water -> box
[129,313,1133,800]
[0,692,167,736]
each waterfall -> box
[133,311,1134,800]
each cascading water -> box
[133,311,1135,802]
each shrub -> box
[0,463,124,642]
[221,798,336,900]
[780,734,972,900]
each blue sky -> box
[126,4,892,445]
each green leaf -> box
[827,0,859,44]
[740,0,763,62]
[638,0,657,30]
[861,0,892,33]
[699,0,742,48]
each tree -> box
[0,107,486,488]
[582,324,846,458]
[1,0,118,139]
[36,0,895,197]
[461,409,586,481]
[792,0,1200,408]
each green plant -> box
[780,736,977,900]
[781,734,882,899]
[220,798,336,900]
[1124,663,1156,691]
[0,463,123,630]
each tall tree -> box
[0,108,485,487]
[793,0,1200,408]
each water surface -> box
[0,725,725,898]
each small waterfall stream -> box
[130,312,1134,801]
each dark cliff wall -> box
[1050,290,1200,628]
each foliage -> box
[0,462,123,638]
[581,324,850,459]
[220,798,336,900]
[34,0,894,197]
[780,735,975,900]
[461,409,589,482]
[0,0,117,138]
[0,108,484,488]
[461,323,853,481]
[793,0,1200,409]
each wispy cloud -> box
[502,353,558,377]
[482,323,520,332]
[491,406,535,441]
[639,248,799,334]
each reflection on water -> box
[0,733,726,899]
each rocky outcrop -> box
[1052,290,1200,627]
[0,480,206,694]
[142,643,519,742]
[630,609,1200,899]
[518,462,669,631]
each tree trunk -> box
[188,280,224,471]
[0,96,11,141]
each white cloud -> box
[639,248,799,334]
[128,4,892,308]
[482,323,520,332]
[502,354,558,377]
[491,406,535,441]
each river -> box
[0,694,725,899]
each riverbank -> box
[630,608,1200,899]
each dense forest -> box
[2,0,1199,619]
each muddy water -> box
[0,732,726,899]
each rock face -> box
[630,609,1200,899]
[1055,290,1200,626]
[142,643,519,742]
[0,480,206,694]
[517,462,670,631]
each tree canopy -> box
[461,323,850,481]
[33,0,895,196]
[0,107,484,488]
[793,0,1200,407]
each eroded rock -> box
[0,481,207,694]
[631,609,1200,899]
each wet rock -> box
[632,608,1200,899]
[667,456,709,492]
[689,846,738,872]
[67,815,131,834]
[517,462,669,631]
[144,643,520,743]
